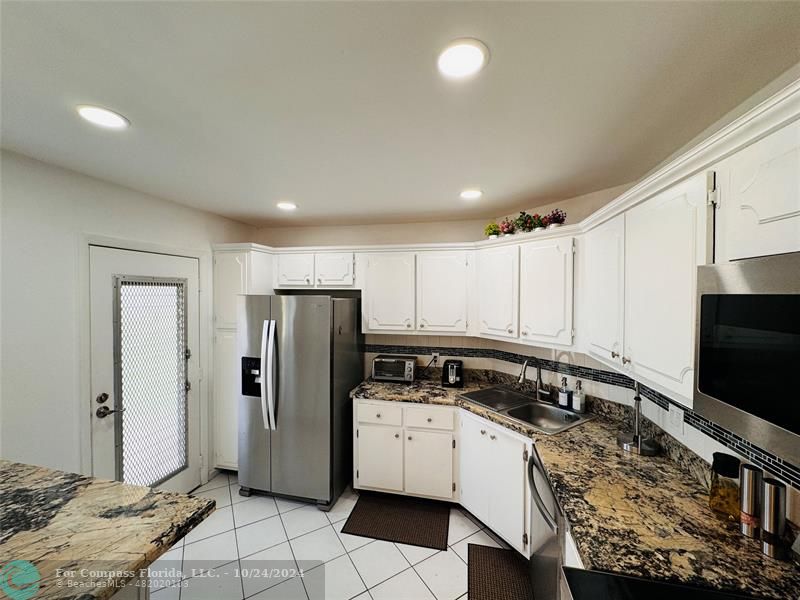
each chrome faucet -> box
[517,360,529,385]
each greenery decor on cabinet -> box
[499,218,516,235]
[515,211,534,233]
[546,208,567,228]
[484,222,501,238]
[531,213,545,231]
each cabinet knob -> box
[420,323,425,328]
[611,351,620,359]
[407,436,412,441]
[507,328,513,334]
[376,413,381,418]
[427,417,432,423]
[305,277,310,283]
[622,356,631,365]
[480,430,486,435]
[490,434,496,440]
[317,277,322,283]
[521,331,528,336]
[406,323,411,328]
[394,433,399,439]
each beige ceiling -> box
[2,1,800,227]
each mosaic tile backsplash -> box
[366,342,800,491]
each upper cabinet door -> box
[417,251,469,333]
[214,252,248,328]
[624,174,710,406]
[721,119,800,261]
[363,253,416,331]
[315,252,354,287]
[276,253,315,287]
[584,216,625,364]
[477,246,519,338]
[519,237,574,346]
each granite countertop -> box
[351,375,800,599]
[0,460,215,599]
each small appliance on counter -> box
[441,359,464,388]
[372,355,416,382]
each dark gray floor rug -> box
[468,544,534,600]
[340,491,450,550]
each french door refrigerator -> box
[237,295,363,509]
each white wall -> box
[0,150,255,473]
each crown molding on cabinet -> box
[215,76,800,253]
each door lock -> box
[96,405,124,418]
[95,392,109,404]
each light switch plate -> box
[667,404,685,436]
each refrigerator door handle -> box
[266,319,277,430]
[259,320,271,430]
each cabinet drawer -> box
[358,402,402,426]
[405,405,454,431]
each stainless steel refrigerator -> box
[237,295,363,509]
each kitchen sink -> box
[502,402,592,435]
[460,386,594,435]
[459,386,533,412]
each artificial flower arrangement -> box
[499,217,516,235]
[514,211,534,233]
[484,222,501,238]
[546,208,567,227]
[531,213,545,230]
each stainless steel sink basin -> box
[459,386,532,412]
[460,385,594,435]
[502,402,592,435]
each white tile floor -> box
[149,472,508,600]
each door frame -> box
[78,234,213,485]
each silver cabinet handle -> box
[480,429,486,435]
[427,418,432,423]
[394,433,399,439]
[408,436,412,441]
[490,434,496,440]
[611,351,619,359]
[96,406,124,418]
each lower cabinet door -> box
[488,428,528,554]
[357,425,403,491]
[459,413,490,524]
[213,329,238,469]
[404,430,454,499]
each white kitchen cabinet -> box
[404,430,454,499]
[417,251,469,333]
[624,174,711,406]
[357,424,404,492]
[519,237,574,346]
[212,329,238,470]
[719,119,800,261]
[214,252,248,329]
[477,245,519,339]
[584,215,625,364]
[276,253,315,287]
[315,252,355,287]
[459,411,530,555]
[363,253,416,331]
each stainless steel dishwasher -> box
[528,443,564,600]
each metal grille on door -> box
[114,276,189,487]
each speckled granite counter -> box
[351,376,800,599]
[0,460,214,599]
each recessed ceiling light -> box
[460,189,483,200]
[76,105,130,129]
[437,38,489,80]
[277,201,297,211]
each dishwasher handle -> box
[528,446,558,534]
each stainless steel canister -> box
[739,464,762,538]
[761,478,787,560]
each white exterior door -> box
[90,246,201,493]
[363,253,416,331]
[624,174,710,406]
[584,215,625,365]
[720,119,800,261]
[276,253,315,287]
[417,251,469,333]
[477,246,519,339]
[404,430,454,499]
[519,237,574,346]
[315,252,354,287]
[357,425,403,491]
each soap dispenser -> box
[572,380,586,413]
[558,377,572,409]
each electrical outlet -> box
[432,352,440,366]
[667,404,685,436]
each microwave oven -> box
[694,251,800,465]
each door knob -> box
[95,392,109,404]
[96,406,124,418]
